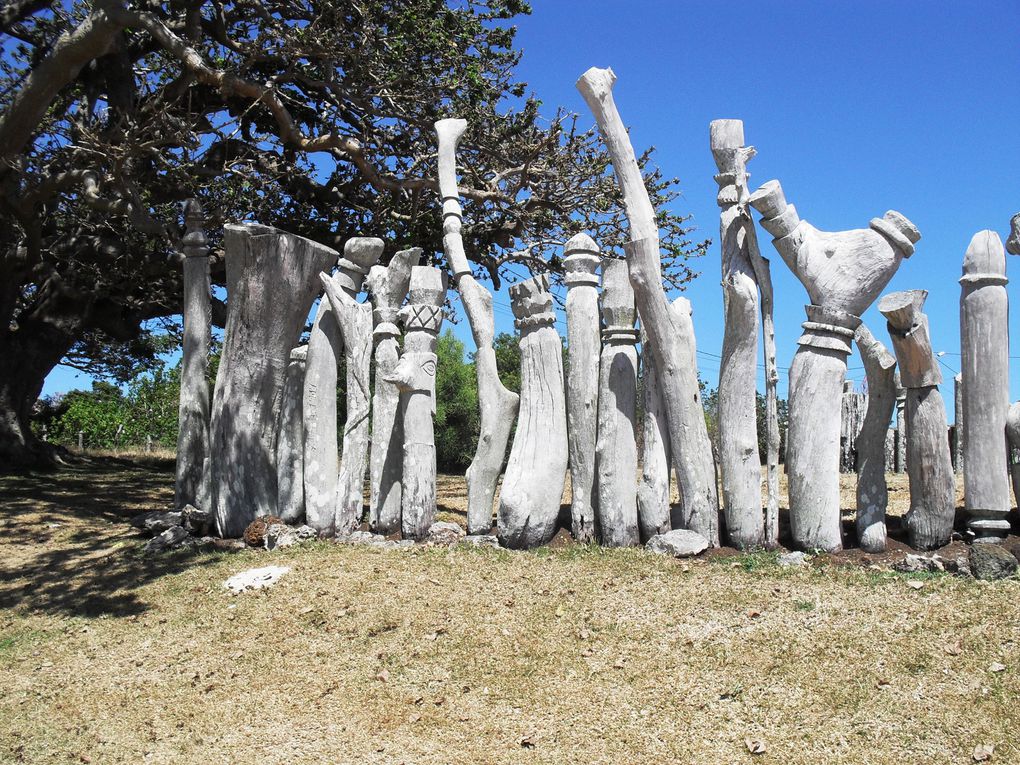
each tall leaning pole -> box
[435,119,520,535]
[960,230,1010,542]
[175,199,211,510]
[577,67,719,546]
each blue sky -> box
[44,0,1020,414]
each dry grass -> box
[1,460,1018,764]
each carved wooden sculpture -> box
[384,266,447,540]
[1007,212,1020,256]
[563,234,601,542]
[303,238,381,535]
[711,119,769,549]
[435,119,520,535]
[895,381,907,473]
[960,230,1010,541]
[840,382,866,473]
[748,178,920,551]
[209,224,337,537]
[577,66,719,546]
[1005,402,1020,508]
[953,374,964,473]
[879,290,955,550]
[366,247,421,534]
[498,275,569,549]
[595,259,640,546]
[637,344,671,542]
[277,346,307,523]
[855,324,897,552]
[175,199,211,510]
[318,238,382,536]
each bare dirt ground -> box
[1,458,1018,764]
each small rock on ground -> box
[894,553,945,574]
[131,511,182,535]
[778,551,811,568]
[645,529,709,558]
[969,544,1019,581]
[143,526,189,555]
[265,523,317,551]
[223,565,290,594]
[341,530,388,546]
[426,521,465,546]
[181,504,212,533]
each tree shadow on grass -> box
[0,458,238,619]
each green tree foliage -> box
[701,387,789,465]
[434,330,479,472]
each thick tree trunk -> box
[747,177,919,551]
[960,230,1010,542]
[563,234,601,543]
[855,324,897,552]
[209,224,337,537]
[435,119,520,535]
[303,238,381,535]
[366,248,420,535]
[712,118,764,550]
[498,275,568,549]
[175,200,210,509]
[384,267,447,540]
[577,67,720,546]
[276,346,307,523]
[595,259,639,547]
[879,290,955,550]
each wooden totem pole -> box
[435,119,520,536]
[854,324,897,552]
[748,178,919,551]
[879,290,955,550]
[595,258,640,547]
[498,275,569,549]
[209,224,337,537]
[276,346,307,523]
[577,66,719,546]
[563,234,601,542]
[366,247,421,534]
[384,266,447,540]
[960,230,1010,541]
[175,199,211,511]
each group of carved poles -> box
[173,68,1018,553]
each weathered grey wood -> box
[366,247,421,535]
[435,119,520,536]
[879,290,955,550]
[175,199,211,510]
[563,234,601,542]
[1006,212,1020,256]
[498,274,569,549]
[302,238,380,535]
[276,346,307,523]
[383,266,447,540]
[1005,402,1020,510]
[895,379,907,473]
[748,176,919,551]
[637,344,671,541]
[884,428,896,470]
[840,382,866,473]
[577,66,720,546]
[209,223,338,537]
[855,324,897,552]
[953,374,964,473]
[960,230,1010,541]
[711,119,764,550]
[595,259,640,547]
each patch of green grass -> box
[793,599,815,612]
[0,626,47,660]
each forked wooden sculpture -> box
[563,234,601,542]
[384,266,447,540]
[366,247,421,534]
[175,199,211,511]
[959,230,1010,542]
[209,224,337,537]
[306,237,382,535]
[879,290,955,550]
[498,274,568,549]
[1006,212,1020,256]
[747,177,920,551]
[277,346,307,523]
[854,324,897,552]
[596,258,640,547]
[577,66,719,546]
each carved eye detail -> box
[421,358,437,376]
